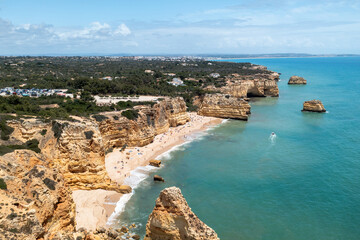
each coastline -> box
[73,112,223,231]
[214,55,359,61]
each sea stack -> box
[144,187,219,240]
[302,100,326,112]
[149,160,161,167]
[288,76,307,84]
[153,175,165,182]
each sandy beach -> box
[73,113,222,231]
[73,189,122,231]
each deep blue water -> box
[114,57,360,240]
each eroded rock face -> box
[288,76,307,85]
[98,97,190,149]
[219,72,279,98]
[0,150,75,240]
[145,187,219,240]
[6,97,189,192]
[302,100,326,112]
[198,94,251,120]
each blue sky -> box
[0,0,359,55]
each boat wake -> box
[269,132,277,144]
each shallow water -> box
[113,57,360,240]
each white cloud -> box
[57,21,131,40]
[114,23,131,36]
[0,19,133,54]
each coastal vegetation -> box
[0,57,270,111]
[121,109,139,120]
[0,139,40,156]
[0,57,268,92]
[0,116,14,140]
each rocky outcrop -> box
[149,160,161,167]
[6,119,124,192]
[6,97,189,192]
[144,187,219,240]
[288,76,307,84]
[153,175,165,182]
[98,97,190,149]
[302,100,326,112]
[219,72,279,98]
[198,94,251,120]
[0,150,75,239]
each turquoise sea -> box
[114,57,360,240]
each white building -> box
[168,78,185,87]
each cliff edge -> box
[198,94,251,120]
[145,187,219,240]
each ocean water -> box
[113,57,360,240]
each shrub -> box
[0,139,40,156]
[121,110,139,120]
[43,178,57,190]
[7,212,17,220]
[93,114,108,122]
[0,117,14,140]
[0,178,7,190]
[25,139,41,153]
[105,147,113,154]
[113,115,119,120]
[40,129,47,136]
[0,146,15,156]
[84,130,94,139]
[52,122,62,139]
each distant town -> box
[0,87,73,98]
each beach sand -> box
[73,113,222,231]
[73,189,122,231]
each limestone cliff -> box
[219,71,279,98]
[0,150,136,239]
[144,187,219,240]
[0,150,75,239]
[7,119,121,192]
[98,97,189,149]
[6,97,189,192]
[198,94,251,120]
[302,100,326,112]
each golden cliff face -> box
[98,97,190,149]
[0,150,75,240]
[6,97,189,192]
[220,72,279,98]
[198,94,251,120]
[145,187,219,240]
[8,119,120,192]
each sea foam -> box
[107,120,226,225]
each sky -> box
[0,0,359,55]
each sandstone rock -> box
[120,226,129,233]
[0,150,75,240]
[145,187,219,240]
[98,97,190,149]
[149,160,161,167]
[132,234,141,240]
[96,226,107,234]
[218,72,279,98]
[288,76,307,84]
[6,97,190,193]
[154,175,165,182]
[198,93,251,120]
[119,185,132,194]
[302,100,326,112]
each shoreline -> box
[73,113,223,231]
